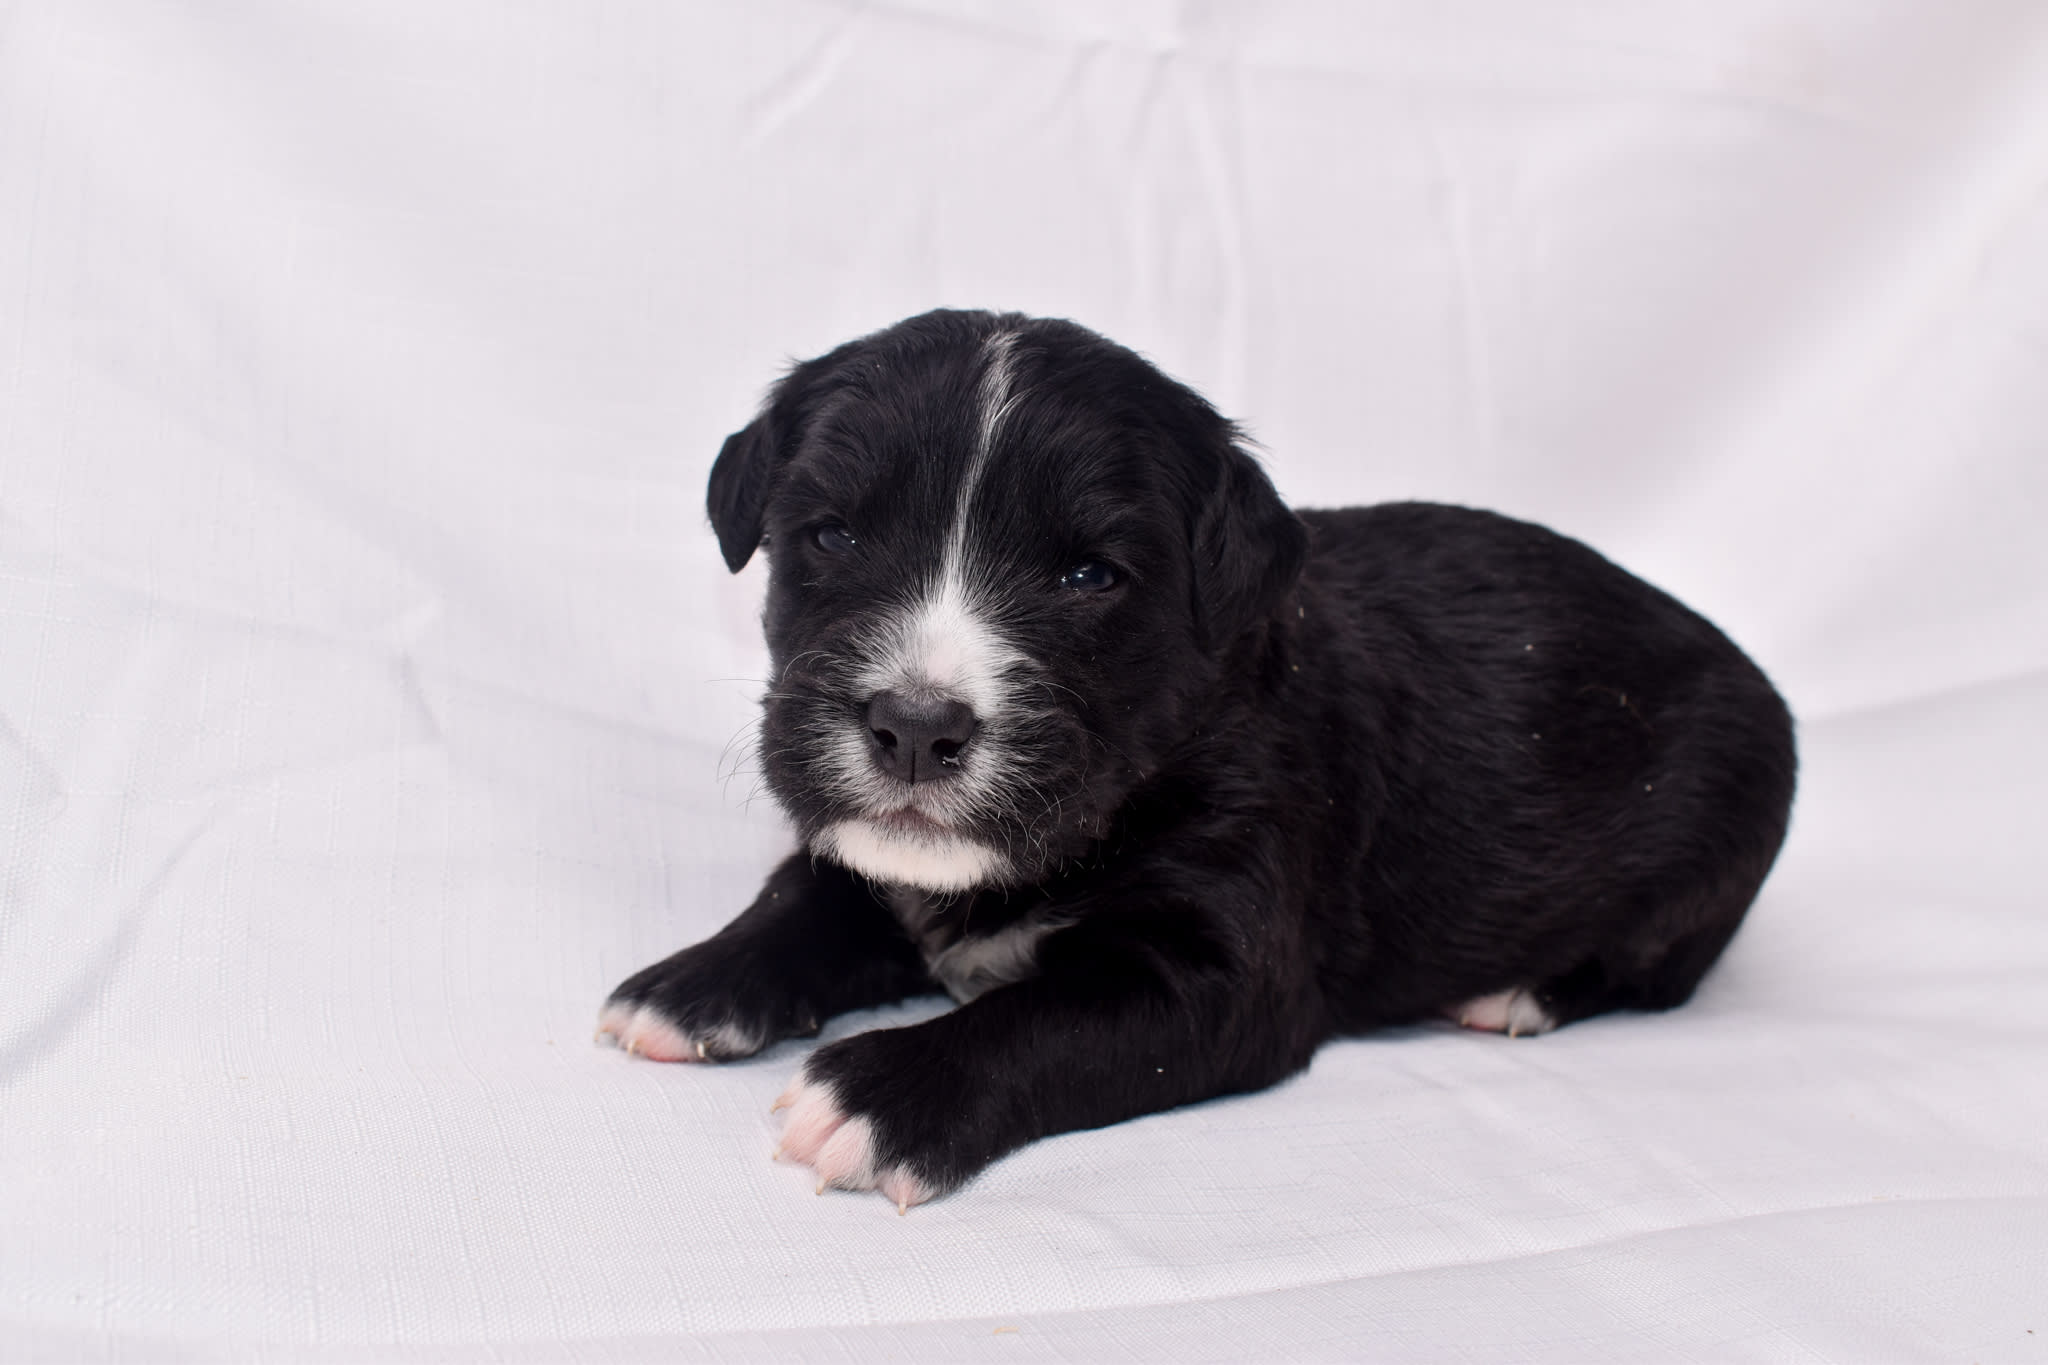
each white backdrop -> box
[3,2,2046,1360]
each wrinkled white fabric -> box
[2,2,2044,1360]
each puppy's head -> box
[711,310,1305,893]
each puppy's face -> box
[709,312,1305,893]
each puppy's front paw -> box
[597,999,763,1063]
[772,1028,977,1211]
[599,939,821,1064]
[773,1071,934,1213]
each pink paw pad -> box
[1448,988,1556,1037]
[772,1071,934,1213]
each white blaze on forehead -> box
[858,328,1031,718]
[821,328,1037,897]
[944,326,1020,583]
[961,328,1021,539]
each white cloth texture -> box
[3,2,2045,1360]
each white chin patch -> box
[818,819,1004,893]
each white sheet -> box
[3,2,2045,1359]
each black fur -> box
[604,309,1796,1202]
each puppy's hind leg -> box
[1530,670,1796,1030]
[1447,900,1750,1038]
[1472,864,1765,1037]
[1542,898,1756,1028]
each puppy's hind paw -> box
[773,1070,934,1214]
[1449,988,1556,1038]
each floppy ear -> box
[706,355,838,573]
[706,414,777,573]
[1192,441,1310,648]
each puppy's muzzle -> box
[864,690,979,785]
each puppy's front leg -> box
[599,854,932,1062]
[775,908,1311,1209]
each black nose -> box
[865,691,978,784]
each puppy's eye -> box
[813,523,858,554]
[1060,560,1119,593]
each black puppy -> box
[599,310,1796,1211]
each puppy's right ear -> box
[706,413,777,573]
[706,357,836,573]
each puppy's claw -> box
[625,1037,640,1057]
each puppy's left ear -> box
[1193,442,1309,648]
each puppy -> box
[599,309,1797,1211]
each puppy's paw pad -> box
[596,1003,753,1063]
[1450,988,1556,1038]
[773,1071,934,1212]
